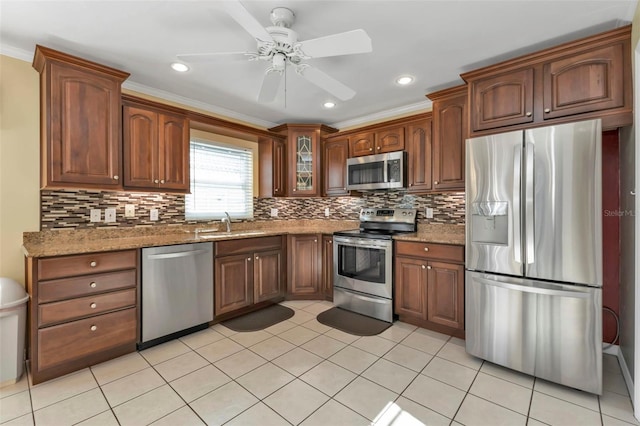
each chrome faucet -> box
[222,211,232,232]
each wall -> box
[40,189,466,228]
[0,55,40,285]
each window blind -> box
[185,140,254,220]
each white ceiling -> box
[1,1,636,129]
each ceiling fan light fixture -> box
[171,62,189,72]
[396,75,414,85]
[323,101,336,109]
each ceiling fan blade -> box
[258,70,283,103]
[298,65,356,101]
[176,52,250,63]
[219,1,273,43]
[298,29,372,58]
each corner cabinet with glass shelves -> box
[269,124,338,197]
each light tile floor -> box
[1,300,637,426]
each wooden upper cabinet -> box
[122,97,189,193]
[323,137,349,196]
[542,43,624,120]
[375,126,405,153]
[405,116,433,193]
[258,137,286,197]
[470,68,534,132]
[349,132,375,157]
[32,45,129,190]
[268,124,337,197]
[462,25,632,135]
[428,85,468,191]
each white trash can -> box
[0,278,29,386]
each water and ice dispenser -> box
[470,202,509,245]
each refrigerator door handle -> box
[513,146,522,264]
[475,277,590,299]
[525,142,535,265]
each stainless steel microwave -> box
[346,151,406,191]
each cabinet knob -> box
[90,261,97,267]
[90,325,97,331]
[247,257,251,261]
[525,111,532,117]
[427,266,432,270]
[160,179,165,184]
[293,188,297,192]
[424,247,429,252]
[314,239,317,243]
[409,183,413,187]
[113,175,119,180]
[90,303,97,309]
[343,187,346,191]
[255,256,260,260]
[421,265,426,269]
[369,148,373,151]
[89,282,97,288]
[544,108,551,113]
[377,146,381,150]
[154,179,159,184]
[434,181,439,185]
[328,240,332,244]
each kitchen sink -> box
[196,230,267,239]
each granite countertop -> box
[23,220,465,258]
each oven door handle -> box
[333,237,391,248]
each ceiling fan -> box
[176,1,373,103]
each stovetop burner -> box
[334,207,418,239]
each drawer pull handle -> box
[90,261,97,267]
[90,303,97,309]
[90,282,97,288]
[424,247,429,252]
[90,325,97,331]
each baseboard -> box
[603,343,635,400]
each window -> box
[185,139,254,220]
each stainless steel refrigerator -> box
[465,119,603,394]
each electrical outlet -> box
[104,208,116,223]
[90,209,101,222]
[150,209,159,221]
[426,207,434,219]
[324,208,330,217]
[270,208,278,217]
[124,204,135,218]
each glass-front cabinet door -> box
[288,128,319,196]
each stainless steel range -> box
[333,208,417,322]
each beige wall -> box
[0,55,40,286]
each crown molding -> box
[122,81,277,129]
[0,45,33,62]
[1,44,433,131]
[329,100,432,130]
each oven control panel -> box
[359,208,417,223]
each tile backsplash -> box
[41,189,465,229]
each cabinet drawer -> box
[216,236,283,256]
[38,250,137,280]
[39,288,136,327]
[38,269,136,303]
[38,308,137,371]
[395,241,464,263]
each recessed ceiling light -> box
[171,62,189,72]
[323,101,336,109]
[396,75,414,85]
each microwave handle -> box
[384,159,389,183]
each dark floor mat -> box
[222,304,294,332]
[317,307,391,336]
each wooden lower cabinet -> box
[215,254,253,315]
[287,234,322,298]
[25,250,139,384]
[214,236,285,318]
[321,235,334,300]
[394,241,465,337]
